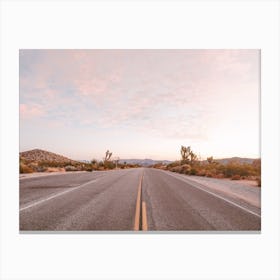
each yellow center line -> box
[142,201,148,231]
[133,173,143,231]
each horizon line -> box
[19,148,261,162]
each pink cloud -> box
[74,78,108,97]
[20,50,259,142]
[20,104,45,119]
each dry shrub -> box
[46,167,64,172]
[196,169,206,176]
[166,155,261,180]
[231,174,241,180]
[190,168,197,175]
[167,161,181,168]
[181,164,191,173]
[170,164,191,174]
[83,166,93,172]
[156,165,167,170]
[36,166,48,172]
[20,163,33,173]
[170,166,181,173]
[64,165,78,172]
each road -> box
[20,168,261,231]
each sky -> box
[20,49,260,161]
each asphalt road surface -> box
[20,168,261,231]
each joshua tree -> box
[180,145,197,165]
[190,151,197,164]
[207,156,213,164]
[181,145,191,164]
[104,150,112,162]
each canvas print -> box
[19,49,261,231]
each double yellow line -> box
[134,173,148,231]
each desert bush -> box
[170,164,191,174]
[215,173,225,179]
[166,147,261,181]
[252,159,261,174]
[93,164,100,170]
[36,166,48,172]
[196,169,206,176]
[104,161,115,169]
[65,165,78,171]
[231,174,241,180]
[168,159,260,180]
[46,167,63,172]
[223,162,256,178]
[170,166,182,173]
[20,163,33,173]
[152,163,167,170]
[180,164,191,174]
[167,161,181,169]
[190,168,197,175]
[83,165,93,172]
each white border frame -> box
[1,1,279,279]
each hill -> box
[210,157,257,165]
[20,149,78,164]
[19,149,88,173]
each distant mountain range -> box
[119,159,173,166]
[210,157,257,165]
[119,157,257,166]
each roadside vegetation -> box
[151,146,261,187]
[20,156,89,173]
[19,147,261,186]
[20,149,140,174]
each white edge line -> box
[161,170,261,218]
[20,178,98,212]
